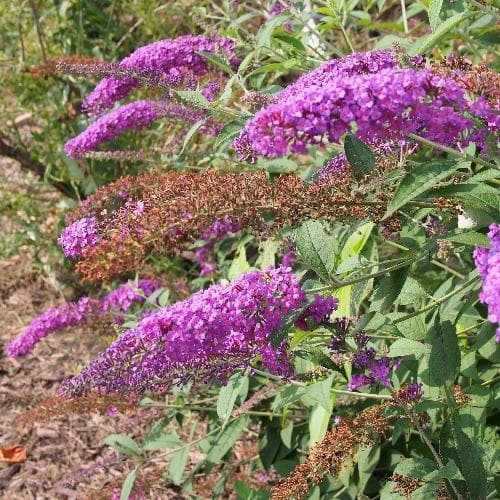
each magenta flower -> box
[83,35,238,114]
[5,279,162,358]
[58,216,100,258]
[64,100,167,158]
[235,51,498,159]
[474,223,500,342]
[58,267,336,398]
[64,100,217,158]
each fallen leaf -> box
[0,445,27,464]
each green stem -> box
[308,258,416,293]
[393,276,481,324]
[400,0,409,33]
[330,388,391,400]
[414,417,464,500]
[408,133,499,170]
[29,0,47,64]
[144,402,287,417]
[252,369,391,400]
[383,239,411,252]
[431,260,465,279]
[481,376,500,386]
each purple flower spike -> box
[64,100,167,158]
[58,267,312,398]
[83,35,238,114]
[235,51,498,159]
[474,223,500,342]
[5,279,162,358]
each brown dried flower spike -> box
[271,404,390,499]
[67,166,398,282]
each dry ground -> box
[0,159,176,499]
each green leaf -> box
[217,372,243,422]
[259,157,299,174]
[388,338,428,358]
[426,318,460,387]
[443,230,490,248]
[292,220,338,278]
[428,0,443,31]
[369,267,409,313]
[271,385,306,411]
[217,75,236,105]
[309,403,333,447]
[103,434,142,457]
[214,119,246,149]
[343,133,376,178]
[198,50,233,75]
[296,346,341,373]
[384,160,461,219]
[357,445,381,493]
[398,276,428,306]
[174,90,211,110]
[157,289,170,308]
[440,417,488,499]
[394,458,435,479]
[238,50,256,75]
[228,242,251,281]
[335,254,369,274]
[256,14,290,49]
[274,34,306,53]
[411,483,440,500]
[301,376,334,411]
[169,445,189,485]
[256,238,279,269]
[454,191,500,221]
[424,460,464,482]
[234,480,269,500]
[466,169,500,183]
[179,119,205,155]
[143,422,182,451]
[477,323,500,363]
[120,466,139,500]
[392,419,408,444]
[396,314,427,340]
[408,11,474,55]
[339,222,374,263]
[206,417,248,465]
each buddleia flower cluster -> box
[57,167,398,282]
[329,321,399,391]
[58,266,337,398]
[6,279,162,357]
[474,223,500,342]
[82,35,238,114]
[62,35,237,157]
[64,101,214,158]
[234,50,499,159]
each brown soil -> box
[0,159,171,499]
